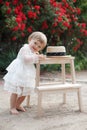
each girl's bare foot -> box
[10,108,19,115]
[16,106,26,112]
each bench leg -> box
[26,95,30,107]
[37,92,43,117]
[63,93,66,104]
[77,88,83,112]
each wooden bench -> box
[27,56,83,117]
[36,83,82,116]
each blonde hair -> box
[28,31,47,48]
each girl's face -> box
[29,39,44,52]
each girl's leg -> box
[16,96,26,112]
[10,93,19,114]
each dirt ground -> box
[0,71,87,130]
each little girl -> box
[3,31,47,115]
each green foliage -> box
[0,0,87,72]
[41,64,61,72]
[75,51,87,71]
[76,0,87,22]
[0,49,17,73]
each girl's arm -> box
[19,46,45,63]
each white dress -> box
[3,44,39,96]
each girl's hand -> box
[35,52,39,55]
[38,54,46,60]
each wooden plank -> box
[39,56,75,64]
[36,83,81,91]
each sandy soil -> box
[0,71,87,130]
